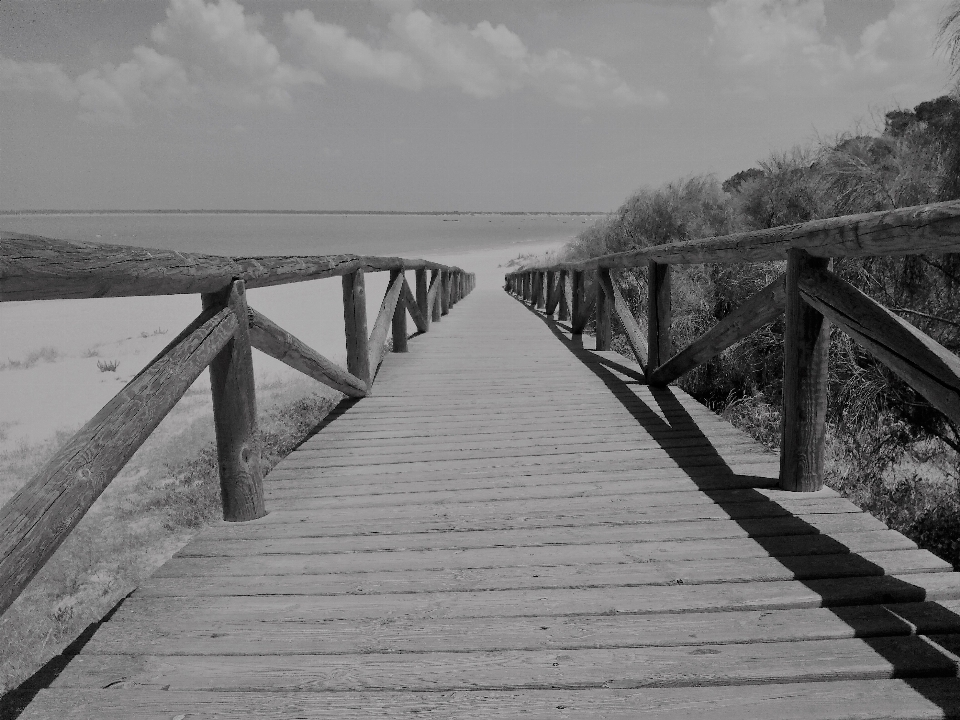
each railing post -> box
[431,269,442,321]
[545,271,556,315]
[781,250,831,492]
[596,269,612,350]
[342,269,372,388]
[571,270,587,334]
[441,270,450,316]
[524,273,531,303]
[536,272,547,310]
[202,279,266,522]
[391,268,408,353]
[416,268,430,332]
[558,270,570,322]
[647,261,672,374]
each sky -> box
[0,0,956,212]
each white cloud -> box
[0,0,656,125]
[707,0,950,94]
[287,6,661,108]
[285,9,422,89]
[152,0,321,108]
[0,57,79,101]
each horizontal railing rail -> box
[505,199,960,493]
[0,232,475,616]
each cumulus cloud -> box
[0,0,654,125]
[286,5,662,108]
[0,0,320,125]
[707,0,950,94]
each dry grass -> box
[0,376,339,694]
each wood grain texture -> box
[544,271,559,315]
[650,274,786,385]
[781,251,830,491]
[598,268,647,366]
[595,269,612,350]
[557,270,570,322]
[368,270,405,379]
[390,269,409,353]
[341,269,371,388]
[414,269,430,332]
[428,269,441,322]
[506,199,960,272]
[202,281,266,522]
[16,284,959,720]
[0,232,468,302]
[571,270,587,333]
[248,306,367,397]
[0,303,237,614]
[647,261,672,376]
[799,265,960,427]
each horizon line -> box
[0,209,606,216]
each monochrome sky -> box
[1,0,956,211]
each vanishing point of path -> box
[12,282,960,718]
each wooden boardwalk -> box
[14,283,960,718]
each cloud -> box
[286,5,662,108]
[707,0,950,94]
[285,9,422,89]
[0,0,321,125]
[0,0,656,125]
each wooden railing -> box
[506,200,960,492]
[0,232,475,615]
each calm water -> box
[0,212,597,258]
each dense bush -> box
[557,93,960,565]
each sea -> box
[0,212,596,257]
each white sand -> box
[0,239,563,454]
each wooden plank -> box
[799,264,960,427]
[202,280,266,522]
[545,270,560,315]
[21,679,960,720]
[650,274,786,385]
[79,599,960,655]
[781,250,831,491]
[0,302,238,614]
[42,634,960,692]
[401,273,428,335]
[176,514,893,556]
[558,270,571,322]
[368,270,405,378]
[133,549,950,599]
[248,306,367,397]
[154,531,919,580]
[428,269,441,322]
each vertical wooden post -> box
[416,268,430,332]
[596,269,612,351]
[781,250,831,492]
[647,261,672,375]
[571,270,587,334]
[441,270,450,316]
[524,273,531,303]
[558,270,570,322]
[536,272,547,310]
[202,280,265,522]
[391,268,408,353]
[431,269,442,321]
[545,271,556,316]
[342,269,372,388]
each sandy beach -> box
[0,239,564,458]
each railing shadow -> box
[514,293,960,707]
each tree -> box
[941,1,960,81]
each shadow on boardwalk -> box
[519,296,960,715]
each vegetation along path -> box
[13,282,960,719]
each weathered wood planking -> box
[18,283,960,719]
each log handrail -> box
[506,198,960,494]
[0,232,474,615]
